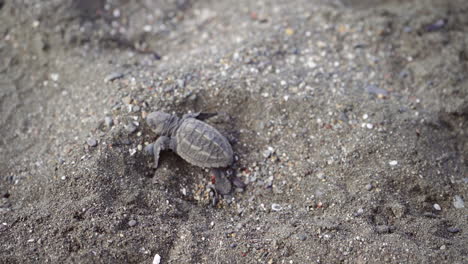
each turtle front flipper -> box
[182,112,217,121]
[149,136,171,169]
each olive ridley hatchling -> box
[145,111,234,194]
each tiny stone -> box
[426,19,446,32]
[153,254,161,264]
[122,96,132,105]
[137,145,143,151]
[143,25,152,32]
[439,245,446,250]
[177,79,185,88]
[126,123,137,133]
[375,225,392,234]
[164,86,174,93]
[133,105,141,112]
[390,203,405,218]
[447,227,460,233]
[316,172,325,180]
[188,94,197,100]
[433,203,441,211]
[263,147,275,158]
[453,195,464,209]
[271,203,282,212]
[128,220,137,227]
[50,73,59,82]
[121,138,131,145]
[87,138,98,147]
[365,85,388,97]
[389,160,398,166]
[297,234,307,241]
[365,183,373,191]
[233,188,245,195]
[104,72,123,83]
[104,116,114,127]
[129,148,137,156]
[366,123,373,129]
[356,208,364,216]
[403,26,412,33]
[230,243,238,248]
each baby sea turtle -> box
[145,111,234,194]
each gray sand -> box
[1,0,467,263]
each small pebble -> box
[104,116,114,127]
[188,94,197,101]
[126,123,137,133]
[426,19,446,32]
[447,227,460,233]
[365,183,373,191]
[365,85,388,97]
[104,72,123,83]
[230,243,238,248]
[263,147,275,158]
[271,203,282,211]
[143,25,152,32]
[128,219,137,227]
[403,26,412,33]
[316,172,326,180]
[50,73,59,82]
[133,105,141,112]
[122,96,132,105]
[389,160,398,166]
[129,148,137,156]
[355,208,364,216]
[177,79,185,88]
[375,225,392,234]
[153,254,161,264]
[297,234,307,241]
[453,195,464,209]
[87,138,98,147]
[433,203,441,211]
[137,144,143,151]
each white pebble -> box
[153,254,161,264]
[453,195,465,209]
[389,160,398,166]
[433,203,441,211]
[113,9,120,17]
[362,114,369,119]
[271,203,282,212]
[316,172,325,180]
[129,148,137,156]
[366,123,373,129]
[143,25,152,32]
[50,73,59,82]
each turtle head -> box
[146,111,178,136]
